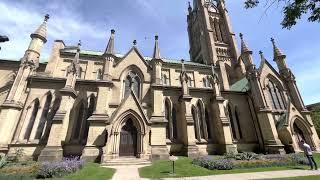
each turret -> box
[151,35,163,85]
[271,38,307,111]
[5,14,49,103]
[271,38,288,73]
[23,14,49,69]
[239,33,255,72]
[103,29,115,80]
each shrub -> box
[235,152,259,161]
[211,159,234,170]
[289,153,309,165]
[192,156,213,169]
[224,152,237,159]
[0,162,39,174]
[234,159,294,169]
[0,155,7,169]
[0,173,34,180]
[193,157,233,170]
[36,156,84,178]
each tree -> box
[310,108,320,137]
[244,0,320,29]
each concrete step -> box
[102,157,151,166]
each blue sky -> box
[0,0,319,105]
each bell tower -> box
[187,0,244,88]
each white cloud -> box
[0,1,106,61]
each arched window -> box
[165,100,171,139]
[123,71,141,99]
[165,99,178,141]
[96,69,103,80]
[266,80,286,110]
[227,104,242,141]
[227,104,237,140]
[172,107,178,139]
[205,109,212,139]
[234,107,242,139]
[192,106,200,141]
[197,102,206,139]
[24,99,40,140]
[34,93,52,139]
[71,101,86,141]
[81,94,95,143]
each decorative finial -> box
[239,33,251,53]
[111,29,115,34]
[239,33,243,40]
[181,59,186,72]
[155,35,159,40]
[44,14,50,22]
[271,37,275,45]
[133,40,137,46]
[271,37,286,60]
[78,40,81,47]
[259,50,265,60]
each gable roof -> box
[60,48,211,67]
[230,77,250,92]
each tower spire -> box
[31,14,49,43]
[152,35,161,59]
[239,33,251,54]
[105,29,115,55]
[271,38,286,60]
[188,1,192,13]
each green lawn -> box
[139,154,320,179]
[56,163,115,180]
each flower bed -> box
[0,156,85,179]
[37,157,85,178]
[192,153,309,170]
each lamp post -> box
[0,35,9,51]
[169,155,178,175]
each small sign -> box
[169,155,178,161]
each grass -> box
[139,154,320,179]
[56,163,115,180]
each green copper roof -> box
[230,77,250,92]
[60,49,211,67]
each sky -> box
[0,0,319,105]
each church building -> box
[0,0,319,162]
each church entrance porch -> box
[102,110,150,162]
[119,119,137,157]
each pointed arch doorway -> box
[119,119,138,157]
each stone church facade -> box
[0,0,319,162]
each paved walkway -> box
[104,166,320,180]
[164,170,320,180]
[106,165,147,180]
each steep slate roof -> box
[230,77,250,92]
[60,49,211,67]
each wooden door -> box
[119,119,137,157]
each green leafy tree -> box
[310,108,320,137]
[244,0,320,29]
